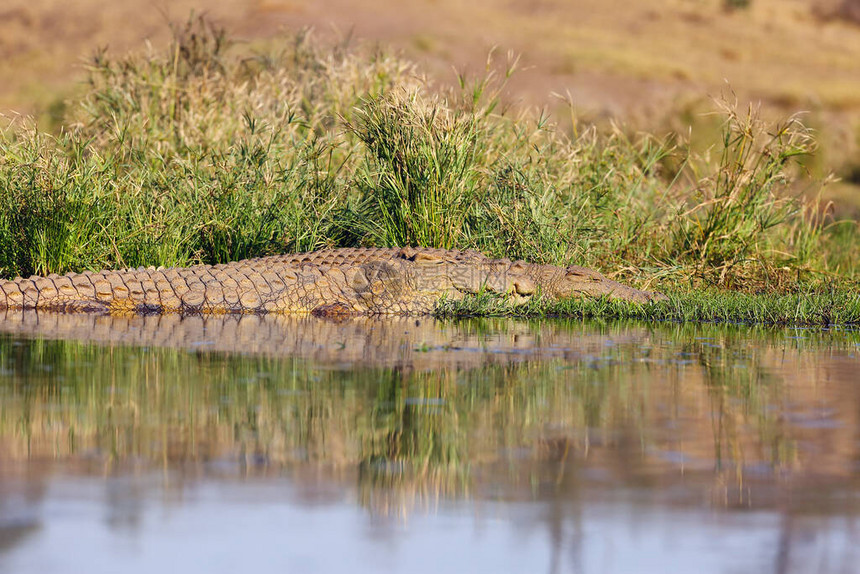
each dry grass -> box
[3,0,860,215]
[3,0,860,118]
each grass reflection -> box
[0,319,858,514]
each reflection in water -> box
[0,313,858,573]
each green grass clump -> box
[0,21,409,273]
[436,288,860,326]
[0,17,856,309]
[345,88,486,248]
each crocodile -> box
[0,247,666,316]
[0,312,655,367]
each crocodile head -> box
[402,249,666,306]
[539,265,668,304]
[427,258,666,304]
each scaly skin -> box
[0,247,666,316]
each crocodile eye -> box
[410,252,444,263]
[565,266,603,281]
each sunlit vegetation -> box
[0,18,857,323]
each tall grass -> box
[668,105,820,288]
[0,17,853,295]
[346,89,485,248]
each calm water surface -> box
[0,312,858,573]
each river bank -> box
[1,21,857,325]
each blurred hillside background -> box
[3,0,860,213]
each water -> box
[0,312,858,573]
